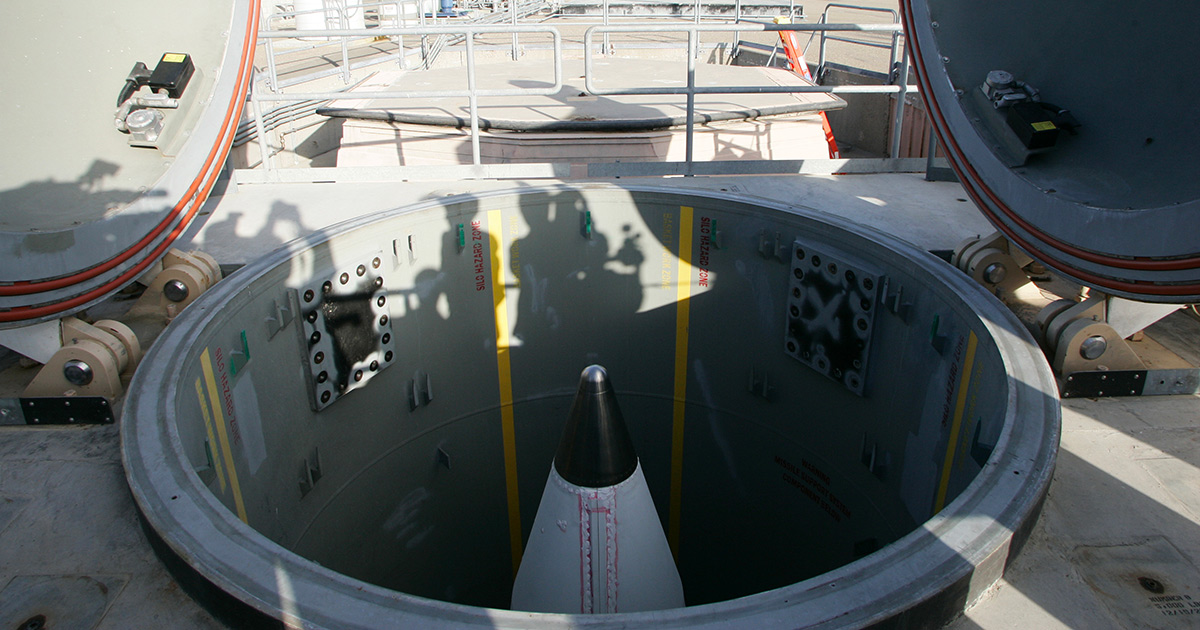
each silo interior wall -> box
[171,188,1008,609]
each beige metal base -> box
[23,318,141,399]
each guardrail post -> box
[251,79,274,174]
[686,29,697,176]
[888,40,909,159]
[511,0,519,59]
[602,0,610,55]
[465,32,482,165]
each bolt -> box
[340,272,350,285]
[356,265,367,277]
[303,289,315,303]
[1138,576,1165,594]
[1080,335,1108,361]
[164,279,190,303]
[983,262,1007,285]
[64,360,94,386]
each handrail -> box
[817,4,901,83]
[583,22,911,172]
[247,18,925,179]
[252,24,563,168]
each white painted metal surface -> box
[512,463,684,613]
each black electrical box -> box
[148,53,195,98]
[1006,102,1059,150]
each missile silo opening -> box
[123,185,1059,629]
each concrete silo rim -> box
[122,183,1060,629]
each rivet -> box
[1080,335,1108,361]
[163,280,190,303]
[63,360,94,386]
[983,262,1007,285]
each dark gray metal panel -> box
[903,0,1200,300]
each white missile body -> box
[511,365,684,614]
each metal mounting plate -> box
[295,253,397,411]
[1062,368,1200,398]
[784,239,882,396]
[0,397,115,425]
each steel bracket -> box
[0,397,115,425]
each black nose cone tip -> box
[553,365,639,488]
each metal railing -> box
[253,24,563,170]
[816,4,902,81]
[262,1,426,87]
[243,16,927,181]
[583,22,912,173]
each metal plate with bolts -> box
[1062,369,1200,398]
[1061,371,1146,398]
[295,253,397,411]
[0,397,115,425]
[784,239,882,396]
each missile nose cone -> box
[554,365,638,488]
